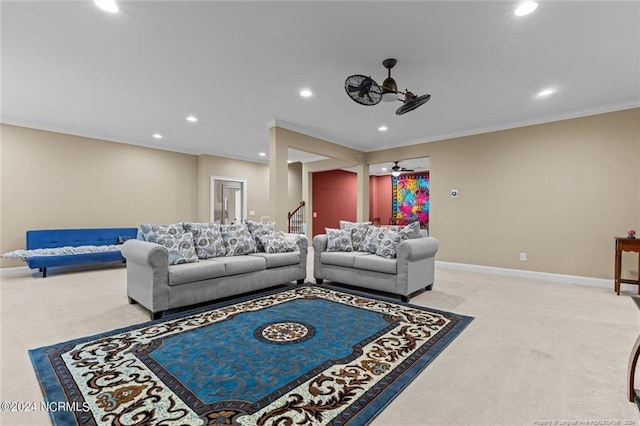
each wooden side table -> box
[615,237,640,295]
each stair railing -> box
[287,201,305,234]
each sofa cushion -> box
[250,252,301,268]
[354,254,397,275]
[320,251,369,268]
[168,260,226,286]
[209,255,266,276]
[148,232,198,265]
[26,228,138,249]
[325,228,353,252]
[182,222,226,259]
[221,224,257,256]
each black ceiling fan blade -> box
[396,93,431,115]
[345,74,382,106]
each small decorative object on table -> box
[629,229,637,239]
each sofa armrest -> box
[121,239,171,314]
[312,234,328,253]
[121,239,169,269]
[397,237,439,263]
[283,233,309,255]
[312,235,328,280]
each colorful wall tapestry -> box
[392,173,429,229]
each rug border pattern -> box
[29,283,473,426]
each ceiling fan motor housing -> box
[381,58,399,101]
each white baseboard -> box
[1,261,631,292]
[0,266,35,278]
[435,261,632,291]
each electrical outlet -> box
[520,252,527,261]
[249,210,255,216]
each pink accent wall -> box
[369,175,392,224]
[311,171,395,236]
[312,170,357,236]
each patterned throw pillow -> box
[182,222,226,259]
[396,221,421,239]
[246,220,275,252]
[245,220,262,233]
[361,226,388,254]
[221,224,257,256]
[139,223,184,242]
[375,229,404,259]
[148,232,199,265]
[325,228,353,252]
[339,221,371,252]
[258,232,298,254]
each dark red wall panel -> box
[369,175,392,224]
[312,170,357,236]
[311,171,397,236]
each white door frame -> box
[210,176,248,223]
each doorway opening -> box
[210,176,248,224]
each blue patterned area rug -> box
[30,284,472,425]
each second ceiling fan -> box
[390,161,415,176]
[344,58,431,115]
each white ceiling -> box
[2,1,639,165]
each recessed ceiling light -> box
[259,152,267,157]
[186,115,198,122]
[515,1,538,17]
[536,88,555,97]
[381,167,388,171]
[94,0,119,13]
[152,133,163,139]
[300,89,313,98]
[378,126,388,132]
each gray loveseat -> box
[313,230,439,302]
[122,234,307,319]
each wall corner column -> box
[356,163,370,222]
[302,165,313,237]
[268,127,289,232]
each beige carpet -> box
[1,251,638,425]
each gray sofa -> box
[121,234,307,319]
[313,231,439,301]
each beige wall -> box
[196,156,303,225]
[367,108,640,279]
[196,154,270,223]
[269,127,368,232]
[288,162,303,212]
[2,108,638,280]
[0,124,198,267]
[0,126,305,269]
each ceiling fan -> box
[344,58,431,115]
[390,161,414,177]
